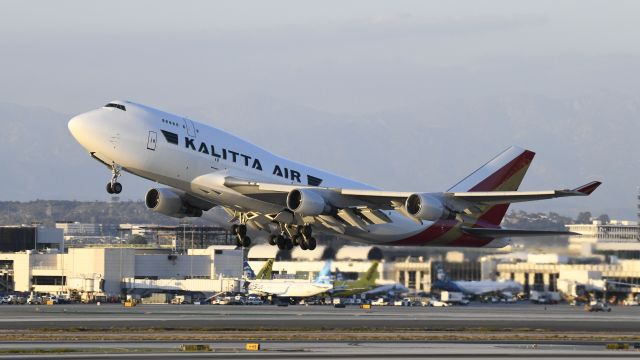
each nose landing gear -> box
[106,164,123,194]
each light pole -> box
[190,226,194,279]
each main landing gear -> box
[232,224,251,248]
[268,224,316,251]
[106,164,123,194]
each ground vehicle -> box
[427,299,449,307]
[26,294,42,305]
[299,297,322,305]
[44,295,59,304]
[5,295,26,304]
[371,298,388,306]
[171,295,191,305]
[232,295,246,305]
[530,291,560,304]
[212,296,231,305]
[585,302,612,312]
[393,298,412,306]
[245,295,263,305]
[440,291,464,304]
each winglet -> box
[573,181,602,195]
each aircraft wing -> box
[202,175,600,233]
[445,181,601,205]
[222,176,600,212]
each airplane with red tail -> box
[68,101,601,250]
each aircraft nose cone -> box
[67,115,82,139]
[68,113,96,149]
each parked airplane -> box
[431,265,522,296]
[330,262,381,297]
[68,101,601,250]
[244,259,273,280]
[245,259,332,298]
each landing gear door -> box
[184,118,196,137]
[146,131,157,150]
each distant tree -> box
[596,214,611,224]
[576,211,592,224]
[129,234,148,245]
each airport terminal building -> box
[1,219,639,303]
[0,225,244,296]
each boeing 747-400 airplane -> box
[68,101,600,250]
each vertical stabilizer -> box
[315,259,332,284]
[255,259,274,280]
[359,261,379,285]
[449,146,535,226]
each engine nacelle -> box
[145,188,203,218]
[286,188,331,216]
[405,193,450,221]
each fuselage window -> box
[104,103,126,111]
[161,118,180,127]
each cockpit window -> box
[104,103,126,111]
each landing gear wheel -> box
[112,182,122,194]
[302,225,312,238]
[292,234,301,246]
[106,164,122,194]
[307,237,316,250]
[276,236,286,250]
[231,224,247,237]
[236,235,251,248]
[299,237,308,250]
[285,238,293,250]
[268,235,277,246]
[241,236,251,247]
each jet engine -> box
[286,188,331,216]
[145,188,203,218]
[405,193,451,221]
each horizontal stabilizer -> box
[461,227,577,238]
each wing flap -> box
[461,227,577,238]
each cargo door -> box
[183,118,196,137]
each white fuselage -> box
[247,279,332,298]
[67,101,435,245]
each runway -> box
[0,303,638,332]
[0,304,639,358]
[0,341,639,359]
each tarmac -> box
[0,303,638,332]
[1,341,640,359]
[0,303,639,359]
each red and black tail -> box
[449,146,535,227]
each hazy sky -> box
[2,1,640,114]
[1,1,639,218]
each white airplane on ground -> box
[431,266,522,296]
[245,259,333,298]
[68,101,601,250]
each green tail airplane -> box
[254,259,274,280]
[329,261,379,297]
